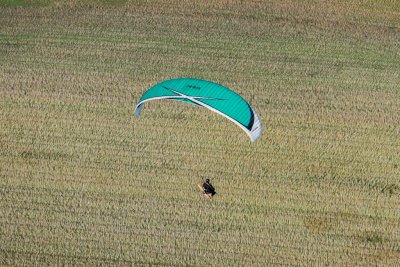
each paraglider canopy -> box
[134,78,262,142]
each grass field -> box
[1,0,400,266]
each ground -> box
[1,0,400,266]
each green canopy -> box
[134,78,262,142]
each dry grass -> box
[1,0,400,266]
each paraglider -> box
[196,178,216,199]
[134,78,262,199]
[134,78,262,142]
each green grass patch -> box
[0,0,50,7]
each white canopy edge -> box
[134,95,262,142]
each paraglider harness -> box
[202,178,216,196]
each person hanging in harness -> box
[197,178,216,199]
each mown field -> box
[1,0,400,266]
